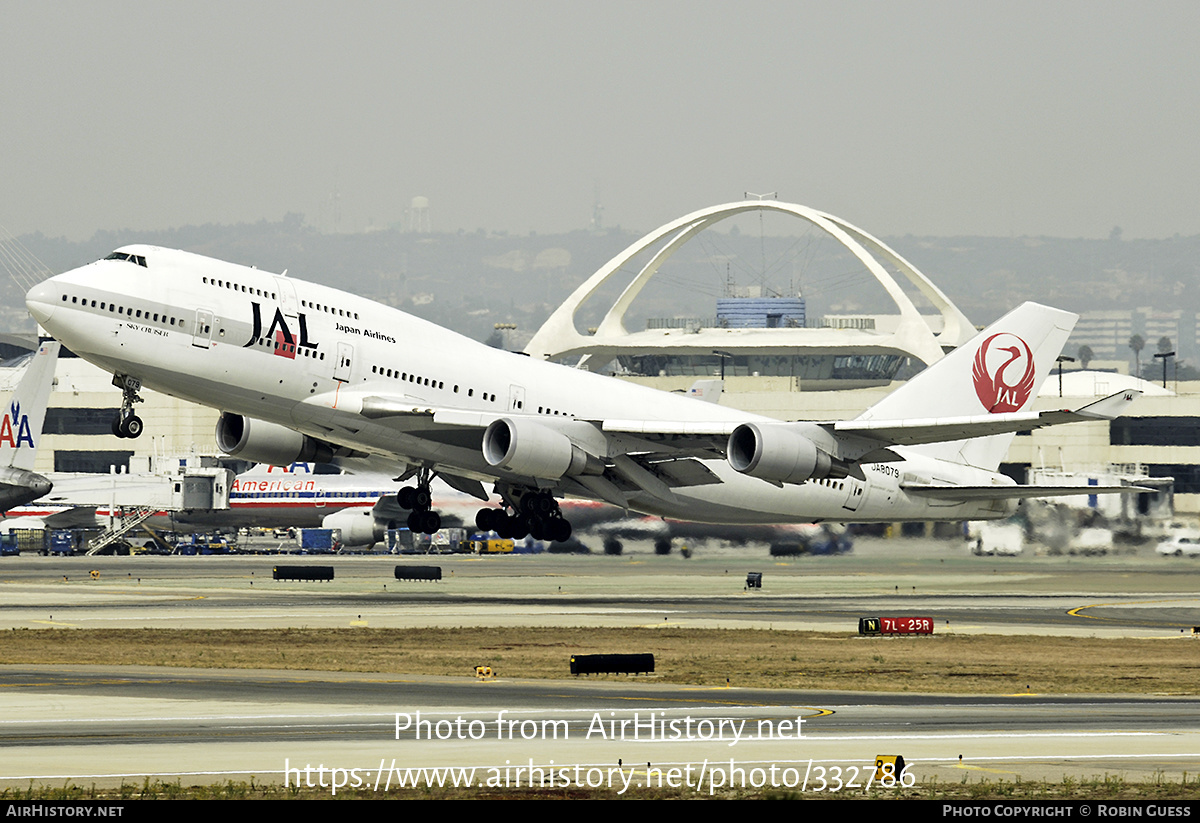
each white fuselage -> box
[27,247,1015,525]
[1,465,390,530]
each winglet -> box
[1070,389,1142,421]
[683,379,723,404]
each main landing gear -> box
[111,374,144,439]
[395,474,574,543]
[396,470,441,535]
[475,490,572,543]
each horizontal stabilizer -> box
[835,390,1141,447]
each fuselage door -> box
[334,342,354,383]
[842,477,865,512]
[192,309,214,349]
[508,385,526,413]
[274,277,299,315]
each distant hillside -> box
[8,218,1199,362]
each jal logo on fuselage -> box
[243,302,318,359]
[971,332,1035,413]
[0,401,34,449]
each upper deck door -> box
[274,277,299,315]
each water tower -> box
[409,196,431,233]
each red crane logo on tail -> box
[972,333,1035,413]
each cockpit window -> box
[104,251,148,267]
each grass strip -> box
[4,626,1199,694]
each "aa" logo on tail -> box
[0,401,34,449]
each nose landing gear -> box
[111,374,144,439]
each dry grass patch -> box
[3,627,1198,693]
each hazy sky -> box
[2,1,1198,240]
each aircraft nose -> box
[30,475,53,498]
[25,279,57,327]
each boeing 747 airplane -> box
[26,246,1142,542]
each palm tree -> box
[1129,334,1145,378]
[1077,345,1094,370]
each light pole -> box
[1154,351,1175,389]
[713,349,733,380]
[1055,355,1075,397]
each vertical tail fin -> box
[855,302,1077,469]
[2,340,59,471]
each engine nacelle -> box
[727,423,834,484]
[215,413,335,466]
[322,508,388,547]
[482,418,602,479]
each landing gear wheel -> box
[549,518,572,543]
[122,415,143,439]
[421,510,441,535]
[400,472,441,534]
[494,515,515,540]
[508,514,530,540]
[413,487,432,510]
[507,490,573,543]
[407,510,441,535]
[397,486,417,509]
[476,508,501,532]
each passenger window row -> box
[202,275,274,300]
[302,298,358,320]
[368,364,504,404]
[59,293,183,329]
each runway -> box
[4,542,1200,635]
[2,539,1199,794]
[3,665,1199,795]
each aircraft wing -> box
[1,506,100,530]
[345,397,725,507]
[902,484,1153,500]
[346,389,1140,497]
[359,398,506,428]
[832,390,1140,448]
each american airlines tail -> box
[854,302,1077,471]
[0,339,59,510]
[2,339,59,472]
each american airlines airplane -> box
[25,246,1142,543]
[1,461,403,547]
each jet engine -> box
[482,418,603,479]
[322,508,389,548]
[727,423,835,484]
[215,413,335,466]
